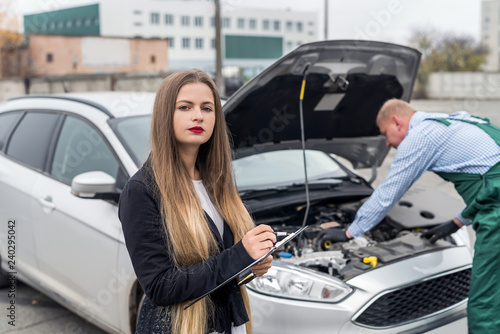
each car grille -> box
[354,268,471,328]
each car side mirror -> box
[71,171,120,202]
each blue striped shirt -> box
[348,111,500,238]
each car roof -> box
[4,92,156,119]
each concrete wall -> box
[3,71,500,103]
[427,72,500,100]
[0,72,172,102]
[0,79,26,101]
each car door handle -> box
[38,196,56,212]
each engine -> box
[254,187,465,280]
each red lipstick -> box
[189,126,204,133]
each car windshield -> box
[233,150,347,191]
[110,116,348,190]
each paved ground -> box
[1,99,496,333]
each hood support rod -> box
[299,63,311,233]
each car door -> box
[0,111,61,283]
[31,113,127,330]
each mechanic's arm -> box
[119,180,267,307]
[347,133,441,239]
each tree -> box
[0,0,23,49]
[0,1,25,78]
[408,28,488,98]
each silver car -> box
[0,40,471,333]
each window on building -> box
[66,20,72,28]
[222,17,230,28]
[181,15,190,26]
[296,22,303,32]
[286,41,293,50]
[57,21,63,29]
[262,19,269,30]
[308,21,314,26]
[308,31,314,36]
[134,22,143,27]
[211,16,215,27]
[237,18,245,29]
[211,38,215,49]
[485,17,490,22]
[40,23,47,31]
[165,14,174,25]
[49,22,55,30]
[296,41,302,46]
[195,38,203,49]
[249,19,256,30]
[84,17,91,26]
[151,55,156,63]
[47,53,53,63]
[195,16,203,27]
[273,20,280,31]
[93,16,99,25]
[75,19,81,27]
[134,10,142,15]
[151,12,160,25]
[286,21,292,32]
[166,37,174,48]
[182,37,190,49]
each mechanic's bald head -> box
[377,99,416,124]
[376,99,416,149]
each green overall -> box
[433,116,500,333]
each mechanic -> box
[321,98,500,333]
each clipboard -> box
[184,225,308,309]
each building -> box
[481,0,500,71]
[1,35,168,77]
[23,0,318,75]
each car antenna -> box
[297,62,311,256]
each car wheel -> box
[0,271,9,288]
[136,293,146,324]
[129,282,144,333]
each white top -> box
[192,180,247,334]
[192,179,224,238]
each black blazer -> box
[118,162,254,333]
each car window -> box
[109,115,151,166]
[233,149,348,190]
[51,115,120,184]
[6,112,60,170]
[0,112,23,152]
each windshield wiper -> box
[239,179,342,199]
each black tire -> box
[129,282,144,333]
[0,270,9,288]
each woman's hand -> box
[251,255,273,277]
[242,224,276,260]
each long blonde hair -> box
[149,69,255,334]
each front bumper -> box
[249,246,472,334]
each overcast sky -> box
[15,0,483,46]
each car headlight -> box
[247,260,352,303]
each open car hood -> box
[224,40,421,169]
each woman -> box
[118,69,275,334]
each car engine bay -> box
[253,187,466,281]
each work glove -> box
[318,228,349,243]
[421,220,460,244]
